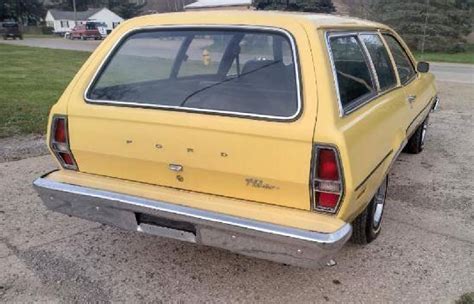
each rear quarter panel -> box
[308,27,414,222]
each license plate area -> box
[135,213,197,243]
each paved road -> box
[1,38,473,84]
[0,80,473,303]
[0,37,100,52]
[430,62,474,84]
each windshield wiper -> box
[178,60,281,107]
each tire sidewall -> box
[366,177,388,241]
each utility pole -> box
[73,0,77,24]
[420,0,430,58]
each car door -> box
[382,33,433,136]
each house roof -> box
[184,0,252,9]
[48,8,103,20]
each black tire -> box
[405,116,429,154]
[351,177,388,245]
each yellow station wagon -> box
[34,11,439,268]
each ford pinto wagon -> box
[34,11,439,268]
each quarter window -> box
[87,29,299,119]
[360,34,397,90]
[329,35,376,110]
[383,34,416,84]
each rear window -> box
[328,35,376,110]
[86,23,98,30]
[86,28,300,119]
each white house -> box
[184,0,253,10]
[45,8,123,34]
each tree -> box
[108,0,145,18]
[108,0,145,19]
[370,0,472,52]
[0,0,45,25]
[254,0,336,13]
[46,0,144,18]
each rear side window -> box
[86,28,299,119]
[328,35,376,110]
[382,34,416,84]
[360,34,397,90]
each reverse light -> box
[312,146,343,213]
[50,116,78,170]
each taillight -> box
[50,116,78,170]
[312,145,343,213]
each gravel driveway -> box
[0,80,473,303]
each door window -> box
[382,34,416,85]
[329,35,376,111]
[360,34,397,91]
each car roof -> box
[127,10,387,31]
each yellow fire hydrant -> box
[202,49,211,66]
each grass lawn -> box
[0,44,90,138]
[414,44,474,64]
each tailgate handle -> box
[169,164,183,172]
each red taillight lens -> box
[317,148,339,180]
[316,192,339,209]
[312,146,343,213]
[50,116,77,170]
[58,152,74,166]
[54,118,66,143]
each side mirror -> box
[417,61,430,73]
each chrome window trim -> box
[358,32,381,91]
[326,30,402,117]
[83,25,302,122]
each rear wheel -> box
[351,176,388,245]
[405,116,429,154]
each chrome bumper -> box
[33,176,352,268]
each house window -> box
[60,20,69,28]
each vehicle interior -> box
[87,30,299,118]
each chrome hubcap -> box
[373,181,387,228]
[421,121,427,145]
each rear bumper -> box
[33,175,352,268]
